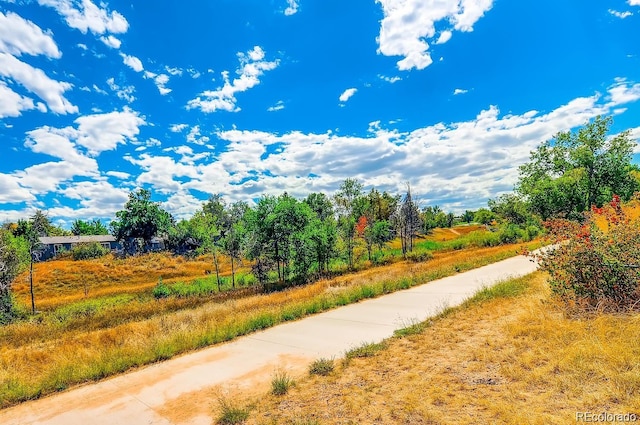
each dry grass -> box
[11,253,238,310]
[245,273,640,424]
[0,242,533,409]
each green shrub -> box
[152,278,171,299]
[52,295,135,322]
[216,397,249,425]
[271,369,294,395]
[498,224,524,244]
[71,242,110,260]
[405,250,433,262]
[371,252,393,265]
[345,341,387,360]
[308,358,334,376]
[235,272,257,287]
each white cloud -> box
[376,0,493,70]
[0,11,75,116]
[73,108,146,154]
[284,0,299,15]
[100,34,121,48]
[339,88,357,103]
[125,153,200,194]
[0,80,36,117]
[105,170,130,179]
[454,88,468,95]
[0,11,61,58]
[26,108,145,157]
[170,123,188,133]
[107,77,135,103]
[629,0,640,6]
[0,52,77,114]
[77,43,87,50]
[187,46,279,113]
[0,172,36,203]
[187,68,201,79]
[121,53,143,72]
[165,66,182,76]
[38,0,128,34]
[186,125,210,145]
[170,80,636,209]
[144,71,171,95]
[435,30,452,45]
[379,74,401,84]
[607,78,640,105]
[609,9,633,18]
[267,100,285,111]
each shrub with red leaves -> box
[535,194,640,312]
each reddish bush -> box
[536,194,640,312]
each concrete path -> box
[0,252,542,425]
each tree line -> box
[1,115,638,323]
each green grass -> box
[308,358,334,376]
[271,369,294,396]
[216,397,250,425]
[345,341,388,360]
[462,275,531,306]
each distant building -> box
[38,235,122,260]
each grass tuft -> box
[216,397,250,425]
[308,358,334,376]
[271,369,294,396]
[345,341,388,360]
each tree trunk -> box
[231,256,235,288]
[212,250,221,292]
[29,256,35,314]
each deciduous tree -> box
[518,116,639,220]
[110,189,173,253]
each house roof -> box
[39,235,117,244]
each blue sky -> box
[1,0,640,226]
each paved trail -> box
[0,252,543,425]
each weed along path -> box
[0,252,543,425]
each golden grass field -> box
[219,272,640,425]
[0,234,532,409]
[11,252,238,310]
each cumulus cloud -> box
[37,0,128,34]
[435,30,452,45]
[156,79,637,210]
[100,34,121,48]
[107,77,135,103]
[376,0,493,70]
[186,125,210,145]
[0,81,36,117]
[629,0,640,6]
[0,52,77,114]
[121,53,143,72]
[144,71,171,95]
[0,11,76,116]
[0,11,61,58]
[187,46,279,113]
[609,9,632,18]
[26,108,145,156]
[170,123,188,133]
[284,0,299,15]
[6,108,144,205]
[453,88,468,95]
[379,74,401,83]
[339,88,357,103]
[165,66,182,76]
[0,172,36,204]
